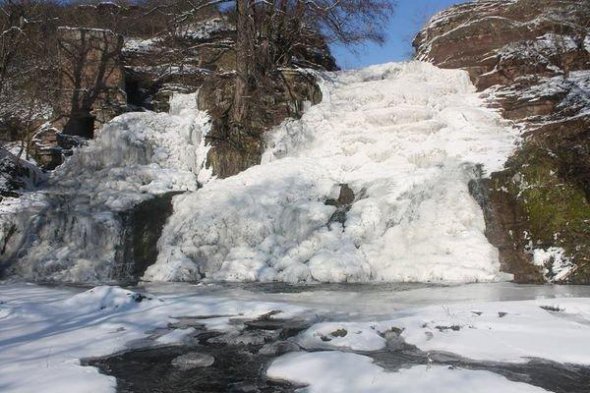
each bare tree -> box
[0,1,61,151]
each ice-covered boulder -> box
[0,148,45,199]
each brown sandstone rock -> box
[56,27,126,138]
[199,70,322,178]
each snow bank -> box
[397,298,590,365]
[146,61,518,283]
[267,352,547,393]
[297,321,390,351]
[298,298,590,365]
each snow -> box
[146,61,519,284]
[397,298,590,364]
[267,352,548,393]
[533,247,575,282]
[123,37,162,53]
[298,298,590,365]
[296,321,389,351]
[1,283,590,392]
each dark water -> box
[87,310,590,393]
[86,316,309,393]
[371,348,590,393]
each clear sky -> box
[331,0,469,69]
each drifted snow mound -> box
[145,62,518,283]
[0,93,210,282]
[62,286,152,314]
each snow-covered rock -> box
[0,148,45,199]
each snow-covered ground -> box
[268,353,548,393]
[1,282,589,393]
[147,61,519,283]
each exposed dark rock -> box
[200,70,323,178]
[55,27,127,138]
[415,0,590,283]
[326,184,356,228]
[112,192,179,283]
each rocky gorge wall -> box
[414,0,590,283]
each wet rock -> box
[202,70,323,178]
[326,184,356,228]
[258,340,300,356]
[171,352,215,370]
[330,328,348,337]
[112,192,179,283]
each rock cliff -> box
[415,0,590,283]
[120,13,334,178]
[2,6,336,178]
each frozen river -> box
[1,281,590,392]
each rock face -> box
[56,27,126,138]
[199,69,323,178]
[415,0,590,283]
[121,14,333,178]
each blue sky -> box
[331,0,468,69]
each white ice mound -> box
[62,286,152,314]
[145,62,519,283]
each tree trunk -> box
[232,0,256,129]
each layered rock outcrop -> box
[415,0,590,283]
[26,9,335,177]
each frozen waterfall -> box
[0,93,210,282]
[144,62,519,283]
[0,62,519,283]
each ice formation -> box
[145,61,519,283]
[0,93,210,282]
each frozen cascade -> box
[145,62,520,283]
[0,93,211,282]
